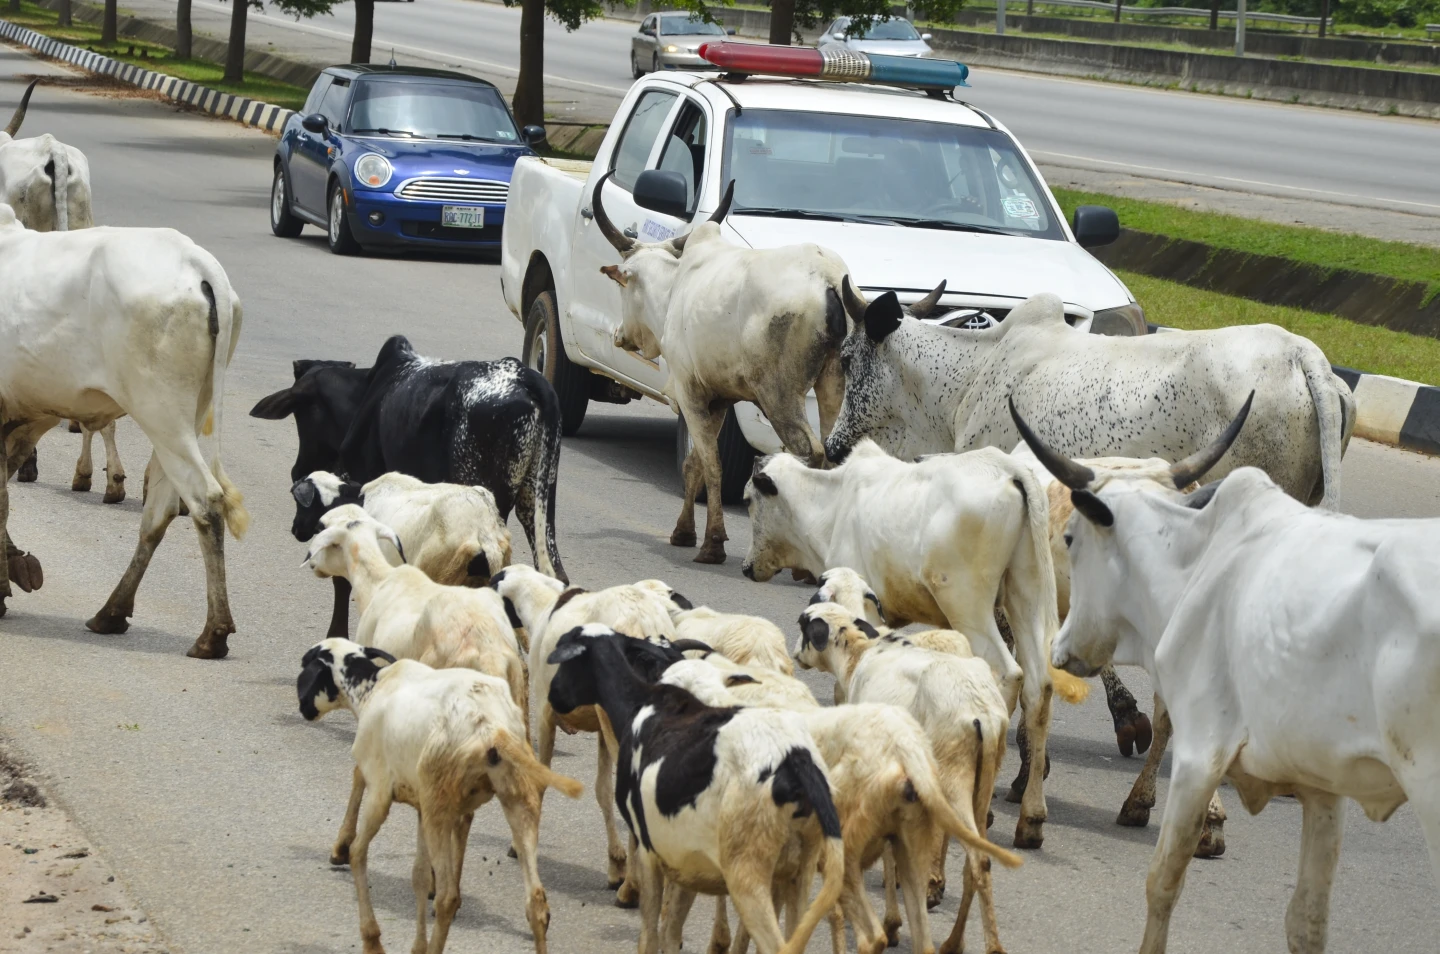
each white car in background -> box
[817,16,934,57]
[631,12,737,77]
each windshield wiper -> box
[437,133,500,142]
[734,207,901,226]
[353,127,419,138]
[889,218,1021,236]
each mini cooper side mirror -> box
[522,125,547,147]
[301,113,328,135]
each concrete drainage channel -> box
[1,16,1435,457]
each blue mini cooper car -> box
[270,65,544,255]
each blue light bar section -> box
[866,54,971,88]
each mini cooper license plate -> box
[442,206,485,228]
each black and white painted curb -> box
[1151,323,1440,457]
[0,18,294,133]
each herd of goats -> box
[3,78,1440,954]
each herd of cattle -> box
[2,78,1439,954]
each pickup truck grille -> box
[394,178,509,204]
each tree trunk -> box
[1209,0,1219,30]
[8,0,21,16]
[102,0,118,45]
[512,0,545,129]
[769,0,796,44]
[1318,0,1329,37]
[352,0,375,63]
[57,0,72,26]
[1113,0,1122,22]
[177,0,192,58]
[224,0,248,85]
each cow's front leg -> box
[99,422,126,504]
[88,455,180,637]
[0,456,10,618]
[1101,665,1152,757]
[673,399,729,564]
[1284,792,1343,954]
[1139,755,1227,954]
[1119,694,1172,827]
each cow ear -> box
[751,473,779,497]
[600,264,629,287]
[864,291,904,343]
[800,615,830,651]
[250,386,302,419]
[1071,489,1115,527]
[668,589,694,611]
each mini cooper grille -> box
[395,178,509,203]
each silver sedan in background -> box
[817,16,934,56]
[631,12,736,77]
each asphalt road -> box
[3,47,1440,954]
[131,0,1440,219]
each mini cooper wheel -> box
[270,164,303,238]
[327,183,361,255]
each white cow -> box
[826,285,1353,509]
[0,204,247,658]
[591,175,850,564]
[1016,398,1440,954]
[741,439,1088,849]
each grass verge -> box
[6,0,309,111]
[1122,270,1440,385]
[1053,187,1440,295]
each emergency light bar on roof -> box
[696,41,970,91]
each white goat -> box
[661,597,795,676]
[296,639,582,954]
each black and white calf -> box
[250,337,567,584]
[547,625,846,954]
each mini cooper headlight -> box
[354,153,393,189]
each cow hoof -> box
[72,475,93,493]
[103,485,126,505]
[507,845,518,859]
[17,456,38,483]
[8,552,42,593]
[186,628,232,660]
[1013,818,1044,850]
[1194,821,1226,859]
[670,529,697,548]
[987,809,994,830]
[0,596,6,618]
[1115,711,1153,757]
[693,544,727,565]
[884,919,901,948]
[68,420,82,433]
[927,878,945,909]
[1005,777,1025,803]
[1116,800,1153,828]
[86,610,131,635]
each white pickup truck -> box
[500,67,1146,501]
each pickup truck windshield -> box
[660,16,725,35]
[350,81,520,142]
[724,109,1062,240]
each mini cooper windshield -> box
[349,81,520,143]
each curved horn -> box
[4,79,38,138]
[841,275,869,323]
[907,280,948,319]
[1008,395,1095,490]
[670,179,737,254]
[1169,390,1254,490]
[591,171,635,254]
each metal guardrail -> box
[1426,23,1440,35]
[1000,0,1325,26]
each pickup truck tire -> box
[327,184,362,256]
[524,290,590,435]
[676,407,756,506]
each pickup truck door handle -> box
[581,206,594,220]
[623,225,639,238]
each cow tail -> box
[1011,462,1088,705]
[1301,347,1350,512]
[533,377,567,583]
[199,260,249,540]
[48,139,69,232]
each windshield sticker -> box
[1002,196,1038,219]
[498,130,516,140]
[641,220,678,241]
[748,144,772,155]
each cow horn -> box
[710,179,735,224]
[4,79,38,138]
[1008,396,1095,490]
[907,280,948,319]
[1169,390,1254,490]
[841,276,869,323]
[591,171,635,254]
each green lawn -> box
[1122,270,1440,385]
[1053,187,1440,294]
[7,1,309,111]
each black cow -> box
[250,336,567,588]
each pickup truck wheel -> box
[524,290,590,435]
[270,164,303,237]
[327,183,362,255]
[676,407,756,506]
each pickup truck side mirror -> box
[1072,204,1120,249]
[633,169,691,220]
[301,113,328,135]
[522,125,546,147]
[726,27,737,34]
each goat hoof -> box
[0,596,7,618]
[987,809,994,830]
[613,884,640,909]
[72,475,92,493]
[86,610,130,634]
[1194,821,1226,859]
[927,879,945,909]
[1013,818,1044,850]
[17,454,38,482]
[693,544,727,565]
[330,845,351,866]
[1116,801,1152,828]
[670,529,697,547]
[1004,781,1024,804]
[884,919,901,947]
[186,627,232,660]
[507,845,518,859]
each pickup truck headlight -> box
[354,153,393,189]
[1091,302,1147,337]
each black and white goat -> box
[296,638,582,954]
[547,625,845,954]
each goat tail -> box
[493,728,583,799]
[1301,346,1352,511]
[779,835,844,954]
[899,731,1023,870]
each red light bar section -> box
[698,42,825,77]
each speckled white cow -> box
[825,286,1354,509]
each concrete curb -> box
[1150,325,1439,455]
[0,18,294,134]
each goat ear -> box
[340,480,364,499]
[864,591,884,620]
[547,632,590,666]
[800,615,831,652]
[864,291,904,343]
[364,647,397,666]
[250,386,302,420]
[854,619,881,640]
[1071,489,1115,527]
[600,264,629,287]
[725,673,759,687]
[291,480,316,507]
[668,638,714,655]
[668,589,694,611]
[502,596,525,631]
